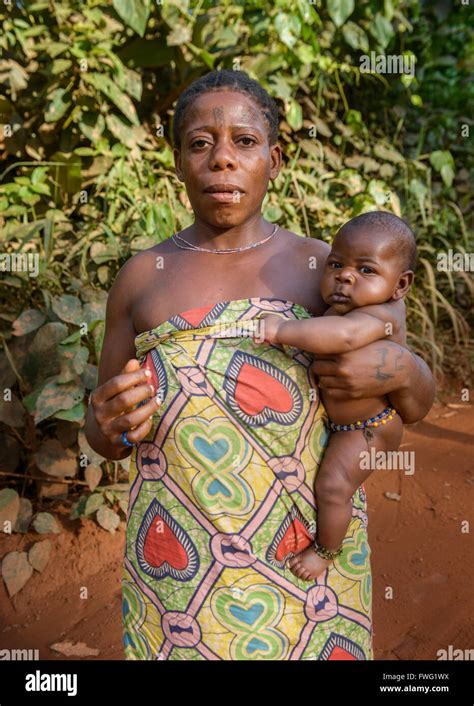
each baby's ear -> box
[392,271,414,300]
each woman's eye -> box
[191,139,207,148]
[239,137,255,146]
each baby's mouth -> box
[330,292,351,303]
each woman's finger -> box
[116,416,154,446]
[92,365,152,406]
[111,396,160,433]
[316,375,347,390]
[101,382,157,419]
[311,359,337,376]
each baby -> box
[256,211,416,581]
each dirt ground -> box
[1,393,472,661]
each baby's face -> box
[320,227,404,314]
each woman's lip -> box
[204,191,244,202]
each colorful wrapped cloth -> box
[122,297,373,660]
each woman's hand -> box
[88,359,161,455]
[311,340,435,423]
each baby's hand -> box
[253,313,283,344]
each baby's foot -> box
[287,547,332,581]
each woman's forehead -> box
[184,91,264,131]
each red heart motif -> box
[275,518,312,561]
[235,363,293,416]
[328,646,357,660]
[142,352,159,393]
[143,514,189,570]
[180,304,216,327]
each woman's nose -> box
[209,139,237,170]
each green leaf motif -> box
[52,294,83,324]
[13,498,33,534]
[112,0,151,37]
[85,493,105,516]
[274,13,301,49]
[34,380,85,425]
[0,489,20,533]
[44,87,71,123]
[96,505,121,534]
[342,21,369,52]
[83,73,139,126]
[287,100,303,131]
[12,309,46,336]
[429,150,455,187]
[2,551,33,596]
[28,539,52,573]
[32,512,61,534]
[369,13,395,48]
[327,0,354,28]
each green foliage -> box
[0,0,472,519]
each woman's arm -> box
[312,341,435,424]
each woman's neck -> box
[183,214,271,251]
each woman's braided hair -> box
[172,69,280,150]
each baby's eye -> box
[360,266,375,274]
[329,261,342,269]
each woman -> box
[84,70,434,660]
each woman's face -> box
[174,90,281,229]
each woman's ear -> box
[269,143,282,180]
[174,148,184,182]
[392,271,414,300]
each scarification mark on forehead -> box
[213,106,225,127]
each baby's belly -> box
[321,394,390,425]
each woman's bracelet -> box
[313,539,343,560]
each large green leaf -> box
[369,13,395,48]
[83,73,139,126]
[34,379,85,425]
[112,0,151,38]
[44,87,72,123]
[327,0,354,27]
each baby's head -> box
[320,211,416,314]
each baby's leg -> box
[288,416,402,581]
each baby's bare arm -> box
[261,300,402,354]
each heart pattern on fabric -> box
[176,417,254,517]
[224,351,302,426]
[212,583,288,660]
[319,633,366,661]
[266,505,315,569]
[140,349,168,406]
[171,302,229,330]
[136,498,199,581]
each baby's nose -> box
[337,268,355,282]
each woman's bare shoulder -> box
[107,237,176,310]
[279,228,331,255]
[278,228,331,267]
